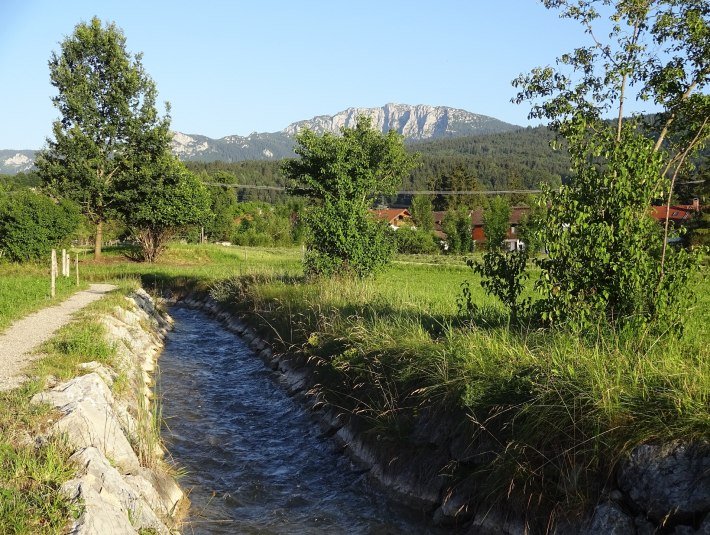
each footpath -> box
[0,283,116,391]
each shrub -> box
[0,191,81,262]
[394,227,438,254]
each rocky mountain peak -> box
[282,103,517,140]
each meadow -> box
[0,243,707,528]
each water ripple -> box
[158,306,443,535]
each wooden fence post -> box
[75,254,79,285]
[51,249,57,298]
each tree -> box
[470,196,529,322]
[205,184,238,242]
[284,117,418,277]
[512,0,708,330]
[482,196,511,250]
[410,195,435,232]
[442,207,473,254]
[36,17,170,259]
[114,155,211,262]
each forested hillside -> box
[185,126,572,202]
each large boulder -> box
[618,442,710,523]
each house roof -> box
[650,205,699,223]
[370,208,411,225]
[431,206,531,226]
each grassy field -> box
[0,243,707,529]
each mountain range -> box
[1,104,520,174]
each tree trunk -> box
[94,220,103,259]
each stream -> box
[158,306,445,534]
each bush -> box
[394,227,438,254]
[231,202,296,247]
[0,191,81,262]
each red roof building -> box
[370,208,412,228]
[650,199,701,224]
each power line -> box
[203,182,543,195]
[203,179,704,195]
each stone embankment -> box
[31,289,185,534]
[180,291,710,535]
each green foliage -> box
[534,125,697,328]
[468,250,530,323]
[431,165,485,211]
[467,197,530,321]
[441,207,473,254]
[483,196,511,250]
[512,0,708,332]
[393,227,439,254]
[114,156,211,262]
[205,184,238,242]
[232,202,298,247]
[36,17,170,259]
[284,116,417,277]
[409,195,434,232]
[0,190,81,262]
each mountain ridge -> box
[1,104,520,174]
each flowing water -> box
[158,306,445,534]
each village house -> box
[370,208,413,230]
[649,198,701,225]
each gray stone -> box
[634,515,657,535]
[582,502,634,535]
[32,373,140,473]
[618,442,710,523]
[63,447,170,534]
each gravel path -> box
[0,283,117,391]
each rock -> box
[63,447,169,534]
[78,361,117,387]
[465,507,527,535]
[32,373,140,473]
[581,502,634,535]
[618,442,710,523]
[125,467,185,519]
[633,515,656,535]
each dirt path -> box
[0,284,117,391]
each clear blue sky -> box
[0,0,639,149]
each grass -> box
[0,380,78,534]
[0,243,707,529]
[0,262,87,332]
[0,278,166,533]
[207,248,709,525]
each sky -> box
[0,0,646,149]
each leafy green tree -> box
[36,17,170,259]
[410,195,435,233]
[442,207,473,254]
[470,197,529,322]
[482,196,511,250]
[0,190,81,262]
[114,156,211,262]
[231,202,295,246]
[284,117,418,277]
[512,0,708,330]
[205,184,238,242]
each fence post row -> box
[51,249,57,298]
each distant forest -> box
[184,126,573,204]
[3,125,704,206]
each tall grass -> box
[209,256,709,523]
